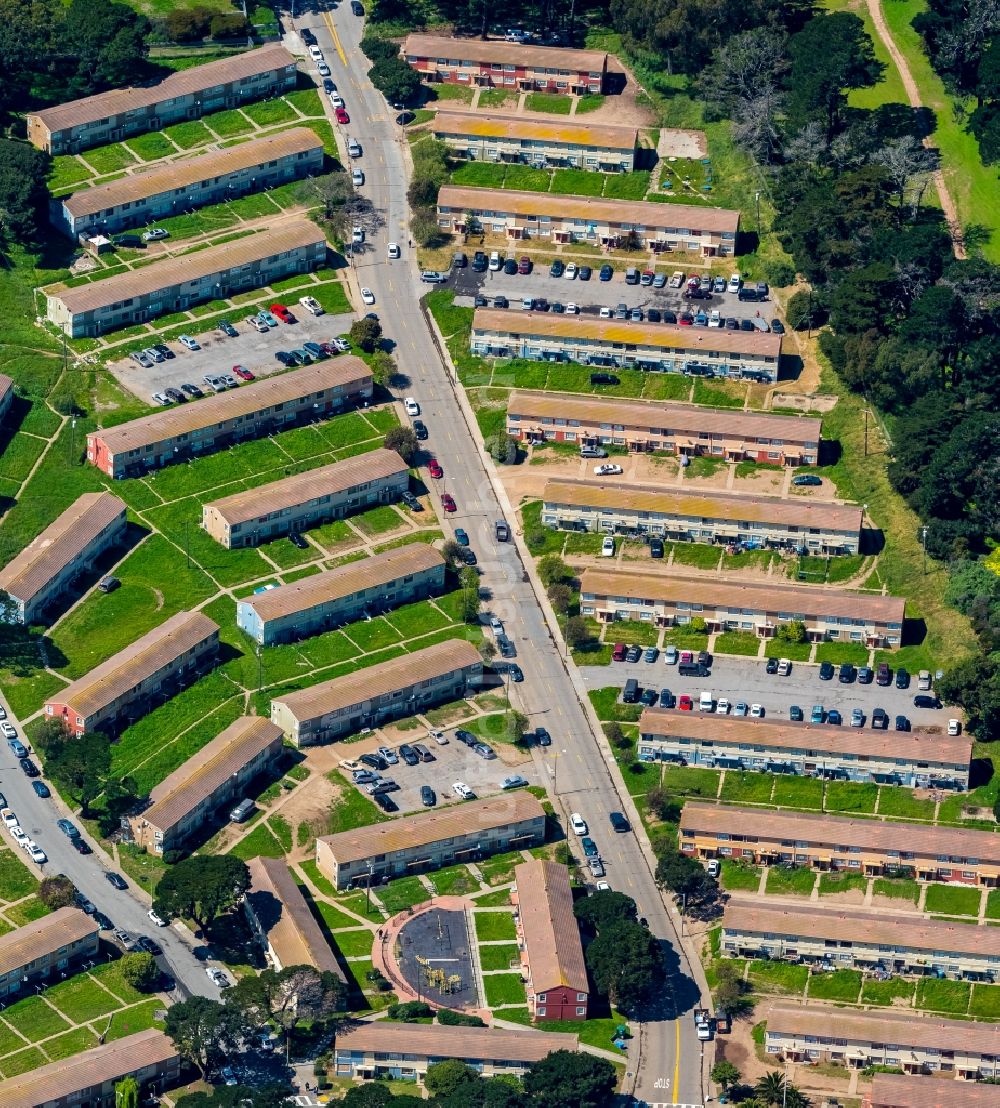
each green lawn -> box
[915,978,970,1014]
[82,143,137,175]
[872,877,920,903]
[747,959,809,995]
[0,851,38,902]
[860,977,915,1006]
[0,996,69,1042]
[124,131,177,161]
[474,912,518,941]
[331,929,375,959]
[325,775,390,836]
[720,860,761,891]
[817,872,868,897]
[483,973,527,1007]
[660,765,719,798]
[923,884,982,916]
[771,775,825,809]
[229,821,284,860]
[472,888,511,907]
[876,787,937,821]
[377,876,429,915]
[478,944,520,971]
[525,92,573,114]
[808,969,861,1002]
[719,772,774,805]
[163,120,214,149]
[813,641,870,666]
[969,984,1000,1019]
[764,866,816,896]
[714,632,762,657]
[824,781,878,814]
[670,543,723,571]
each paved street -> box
[298,8,706,1103]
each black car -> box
[218,320,238,337]
[535,727,551,747]
[551,302,565,314]
[452,252,467,268]
[455,729,477,746]
[275,351,296,366]
[765,657,779,675]
[302,28,317,44]
[0,792,7,809]
[819,661,835,680]
[19,758,38,778]
[857,666,874,684]
[508,664,524,682]
[649,538,664,558]
[421,785,436,807]
[134,936,162,956]
[771,319,785,334]
[472,251,488,272]
[402,490,422,511]
[106,872,128,890]
[640,687,658,706]
[153,344,174,360]
[698,649,712,667]
[790,705,804,722]
[895,714,910,731]
[494,294,509,308]
[658,688,675,708]
[323,77,334,92]
[578,266,592,281]
[828,708,842,725]
[625,644,642,663]
[599,264,614,281]
[724,317,739,330]
[647,308,662,323]
[872,708,889,729]
[164,387,186,403]
[914,694,941,709]
[609,811,631,833]
[474,294,488,308]
[180,383,203,398]
[374,792,398,812]
[94,912,114,930]
[532,297,549,312]
[359,753,387,770]
[740,318,755,331]
[838,663,856,683]
[399,744,420,766]
[662,310,677,324]
[72,837,92,855]
[461,549,478,566]
[550,260,565,278]
[497,636,516,658]
[351,0,364,13]
[895,667,910,689]
[412,419,428,440]
[289,532,309,550]
[503,258,518,275]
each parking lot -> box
[109,309,354,402]
[580,654,953,731]
[449,263,783,328]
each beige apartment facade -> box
[28,44,297,155]
[639,708,969,789]
[0,492,127,625]
[543,480,862,554]
[432,112,638,171]
[44,611,219,736]
[507,390,820,463]
[437,186,739,255]
[271,638,483,747]
[0,908,99,1000]
[580,568,904,647]
[317,793,546,890]
[767,1004,1000,1081]
[130,716,284,855]
[237,543,446,645]
[203,448,409,549]
[679,802,1000,884]
[866,1074,1000,1108]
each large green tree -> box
[584,919,660,1014]
[35,726,111,816]
[0,139,51,244]
[523,1050,617,1108]
[154,855,250,932]
[226,965,346,1058]
[164,996,245,1076]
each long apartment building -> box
[87,360,372,479]
[507,390,820,464]
[129,716,284,855]
[44,610,219,736]
[579,568,904,647]
[513,859,588,1022]
[237,543,446,645]
[679,802,1000,885]
[866,1074,1000,1108]
[271,638,483,746]
[438,186,739,256]
[474,311,782,381]
[402,34,608,93]
[334,1021,578,1084]
[0,908,99,1000]
[54,128,324,239]
[203,447,409,549]
[28,44,297,155]
[640,709,970,789]
[0,492,127,625]
[0,375,13,423]
[722,901,1000,980]
[244,856,346,981]
[432,112,638,172]
[48,219,327,338]
[317,793,546,890]
[766,1004,1000,1081]
[0,1028,181,1108]
[543,480,862,554]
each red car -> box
[427,458,443,479]
[335,108,350,124]
[678,313,694,326]
[441,493,456,513]
[232,365,255,381]
[518,256,532,274]
[679,695,693,711]
[270,303,294,323]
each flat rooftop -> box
[433,110,638,151]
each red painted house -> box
[401,34,608,94]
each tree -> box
[603,721,629,749]
[0,139,51,244]
[426,1059,478,1096]
[584,919,660,1014]
[35,729,110,816]
[546,583,572,614]
[711,1061,741,1093]
[573,888,637,931]
[441,539,463,566]
[937,652,1000,739]
[504,710,528,745]
[38,874,76,910]
[119,952,161,992]
[369,350,397,387]
[714,959,752,1015]
[360,34,400,63]
[563,616,591,651]
[479,639,497,663]
[176,1085,295,1108]
[226,965,345,1059]
[538,555,571,588]
[209,13,250,38]
[57,0,149,99]
[368,56,422,104]
[165,6,211,41]
[115,1076,139,1108]
[645,786,682,823]
[775,620,806,644]
[459,566,481,623]
[154,855,251,932]
[654,847,717,903]
[349,317,382,353]
[164,996,244,1076]
[313,179,384,246]
[485,433,517,465]
[411,206,448,248]
[524,1049,617,1108]
[384,425,418,464]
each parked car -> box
[105,872,128,890]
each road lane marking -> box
[672,1017,680,1103]
[322,10,347,65]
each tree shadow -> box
[969,757,993,791]
[817,438,842,467]
[900,617,926,647]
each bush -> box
[411,206,448,248]
[39,874,76,909]
[119,951,160,992]
[387,1000,433,1021]
[349,317,383,353]
[210,13,250,37]
[764,261,796,287]
[437,1008,486,1026]
[164,6,212,40]
[360,34,400,62]
[485,433,517,464]
[384,426,418,464]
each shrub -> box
[764,261,796,287]
[210,13,250,37]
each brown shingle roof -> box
[639,707,970,765]
[142,716,282,834]
[544,479,863,532]
[336,1018,578,1062]
[52,610,218,722]
[477,309,782,357]
[0,1028,177,1108]
[246,856,346,981]
[433,111,637,151]
[90,359,370,457]
[31,44,296,134]
[869,1074,1000,1108]
[274,638,482,724]
[439,185,739,236]
[514,858,588,994]
[205,448,407,526]
[0,376,12,406]
[507,389,819,443]
[580,567,903,623]
[52,219,325,315]
[242,543,444,622]
[402,33,608,75]
[768,1003,1000,1058]
[0,492,125,607]
[680,801,1000,862]
[62,128,322,219]
[0,907,97,979]
[723,900,1000,957]
[318,793,545,865]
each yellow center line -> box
[671,1016,680,1103]
[322,10,347,65]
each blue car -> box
[599,264,614,282]
[811,704,825,723]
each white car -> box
[0,722,16,738]
[599,306,612,319]
[318,62,331,77]
[142,228,168,242]
[708,310,721,327]
[429,729,448,745]
[151,392,171,405]
[728,273,742,293]
[563,262,577,280]
[488,251,501,271]
[716,698,731,715]
[10,828,27,845]
[570,812,588,836]
[20,837,37,853]
[148,909,167,926]
[360,287,375,305]
[387,242,400,259]
[750,703,765,718]
[664,645,678,665]
[596,880,611,891]
[948,719,962,735]
[594,463,623,476]
[246,316,268,333]
[352,226,365,243]
[565,302,579,314]
[29,847,46,864]
[0,707,6,720]
[452,781,474,799]
[601,536,615,557]
[178,334,200,351]
[332,337,351,352]
[404,397,420,416]
[298,295,323,315]
[352,169,365,186]
[669,270,685,288]
[309,44,324,61]
[490,616,503,632]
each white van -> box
[229,799,254,824]
[699,691,715,712]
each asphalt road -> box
[299,9,706,1103]
[0,695,222,1002]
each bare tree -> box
[733,88,784,162]
[872,135,940,214]
[312,176,385,246]
[783,121,829,166]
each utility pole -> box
[365,861,374,914]
[863,407,869,457]
[921,526,928,574]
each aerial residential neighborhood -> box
[0,0,997,1104]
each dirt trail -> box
[865,0,966,259]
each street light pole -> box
[365,861,374,915]
[922,526,929,574]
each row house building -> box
[865,1074,1000,1108]
[0,908,99,1000]
[87,360,372,479]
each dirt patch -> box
[657,128,708,159]
[817,889,866,906]
[732,471,784,495]
[633,455,680,483]
[679,465,731,490]
[150,587,164,611]
[275,771,340,861]
[786,479,838,501]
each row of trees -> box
[573,889,661,1014]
